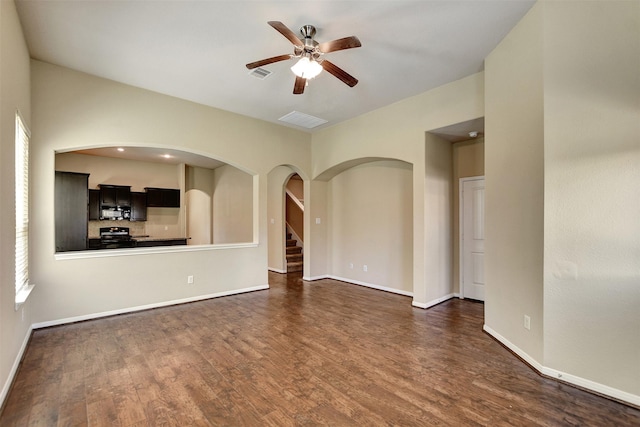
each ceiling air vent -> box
[249,67,272,79]
[278,111,328,129]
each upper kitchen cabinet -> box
[99,184,131,208]
[145,187,180,208]
[130,192,148,221]
[88,189,100,221]
[55,171,89,252]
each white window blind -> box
[15,112,31,305]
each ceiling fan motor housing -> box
[300,25,316,39]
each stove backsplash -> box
[89,220,146,238]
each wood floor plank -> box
[1,272,639,426]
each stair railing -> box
[285,189,304,244]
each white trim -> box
[269,267,287,274]
[459,175,485,300]
[55,242,258,260]
[14,283,35,310]
[483,324,544,371]
[483,325,640,408]
[1,324,32,408]
[322,275,413,297]
[32,284,269,329]
[285,189,304,212]
[539,367,640,408]
[411,293,456,309]
[303,274,329,281]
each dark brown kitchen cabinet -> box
[88,189,100,220]
[145,187,180,207]
[130,192,147,221]
[99,184,131,208]
[55,171,89,252]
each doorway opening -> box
[285,174,304,272]
[460,176,485,301]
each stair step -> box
[286,246,302,254]
[286,233,292,240]
[286,239,297,247]
[287,261,303,272]
[286,253,303,262]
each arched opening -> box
[54,146,255,252]
[317,158,414,295]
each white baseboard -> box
[1,324,32,408]
[268,267,287,274]
[32,285,269,329]
[303,274,329,281]
[412,293,457,309]
[321,275,413,297]
[483,325,640,408]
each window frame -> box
[15,111,34,309]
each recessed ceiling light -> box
[469,131,478,138]
[162,154,172,159]
[117,147,125,152]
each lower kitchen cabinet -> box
[55,171,89,252]
[135,239,187,247]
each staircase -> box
[286,232,303,273]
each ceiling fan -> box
[246,21,361,94]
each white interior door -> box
[461,177,485,301]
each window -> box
[15,112,33,308]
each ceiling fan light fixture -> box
[291,57,323,80]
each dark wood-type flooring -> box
[2,273,638,426]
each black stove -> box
[99,227,135,249]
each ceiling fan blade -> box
[246,54,292,70]
[268,21,304,48]
[319,36,361,54]
[293,76,306,94]
[321,60,358,87]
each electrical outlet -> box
[187,275,194,284]
[363,265,368,272]
[349,263,354,269]
[524,315,531,330]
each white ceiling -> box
[16,0,535,135]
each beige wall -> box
[0,0,32,405]
[29,60,311,326]
[186,165,215,245]
[485,0,545,364]
[542,0,640,398]
[328,160,413,294]
[452,138,485,294]
[56,152,180,191]
[424,134,454,303]
[286,175,303,201]
[212,164,253,244]
[485,0,639,404]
